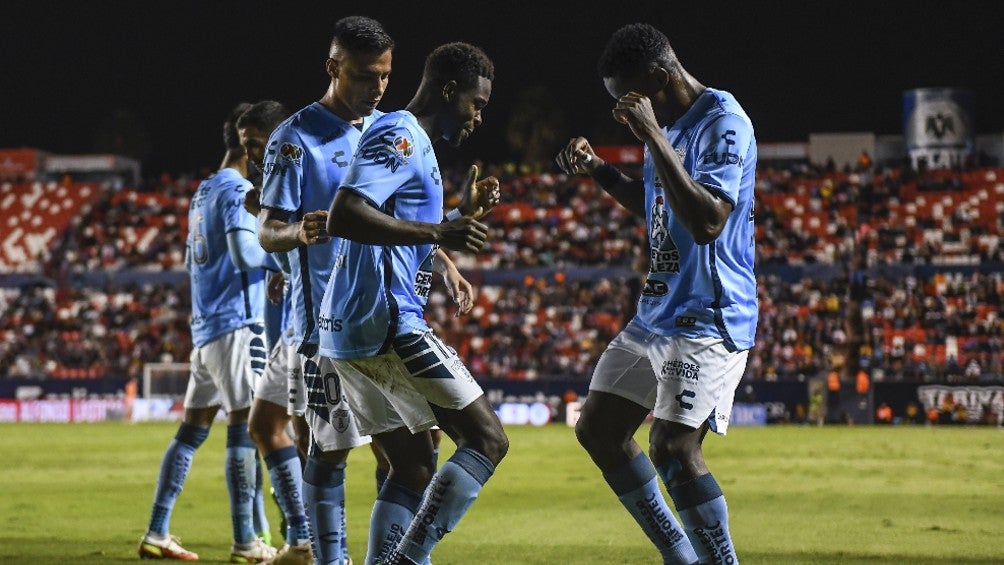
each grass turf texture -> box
[1,423,1002,564]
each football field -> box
[1,422,1002,564]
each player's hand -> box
[612,92,661,142]
[556,137,603,175]
[436,212,489,253]
[243,187,262,216]
[442,265,475,317]
[298,210,330,246]
[457,164,500,219]
[267,271,284,304]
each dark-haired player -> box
[557,23,757,564]
[322,41,505,565]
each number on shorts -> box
[322,372,342,405]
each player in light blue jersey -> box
[236,100,320,563]
[557,24,757,564]
[257,16,395,565]
[139,103,280,563]
[323,42,506,565]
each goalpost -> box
[142,362,191,400]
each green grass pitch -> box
[1,422,1003,564]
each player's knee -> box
[479,424,509,466]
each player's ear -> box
[650,67,670,91]
[442,80,458,103]
[326,57,340,79]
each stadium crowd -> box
[1,165,1002,383]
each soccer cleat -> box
[230,537,278,563]
[138,532,199,560]
[265,542,313,564]
[257,529,272,547]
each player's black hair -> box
[224,102,253,152]
[330,16,394,56]
[423,42,494,91]
[236,100,290,135]
[597,23,678,78]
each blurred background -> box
[1,0,1002,428]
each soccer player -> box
[556,24,757,564]
[237,100,317,564]
[138,103,281,563]
[321,42,506,565]
[257,16,393,565]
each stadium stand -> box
[1,166,1002,384]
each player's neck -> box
[220,151,247,177]
[405,88,439,143]
[669,71,706,117]
[319,86,364,126]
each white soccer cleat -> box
[138,532,199,561]
[265,542,313,565]
[230,537,278,563]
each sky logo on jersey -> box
[279,142,303,166]
[393,135,414,158]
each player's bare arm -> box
[328,189,488,253]
[258,208,330,252]
[434,248,475,316]
[456,164,500,219]
[555,136,647,217]
[615,91,732,244]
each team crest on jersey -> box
[649,195,680,273]
[332,408,350,433]
[393,135,414,158]
[279,142,303,166]
[674,145,687,160]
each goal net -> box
[142,362,191,400]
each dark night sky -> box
[2,1,1002,175]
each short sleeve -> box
[341,123,420,209]
[260,126,305,214]
[692,113,753,207]
[222,178,256,234]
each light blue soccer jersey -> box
[635,88,758,351]
[259,102,382,350]
[319,110,442,359]
[187,168,266,348]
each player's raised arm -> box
[453,164,500,220]
[613,91,733,244]
[556,136,646,218]
[328,188,488,253]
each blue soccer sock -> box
[253,451,270,541]
[375,467,389,494]
[603,453,697,564]
[394,448,494,565]
[669,473,737,564]
[302,456,346,564]
[366,479,423,565]
[147,423,209,535]
[226,423,258,545]
[265,446,311,547]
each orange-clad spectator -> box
[855,370,870,395]
[827,370,840,392]
[926,407,940,425]
[875,402,893,424]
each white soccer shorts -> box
[298,349,370,452]
[589,319,748,435]
[254,339,294,408]
[186,324,267,413]
[325,329,483,436]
